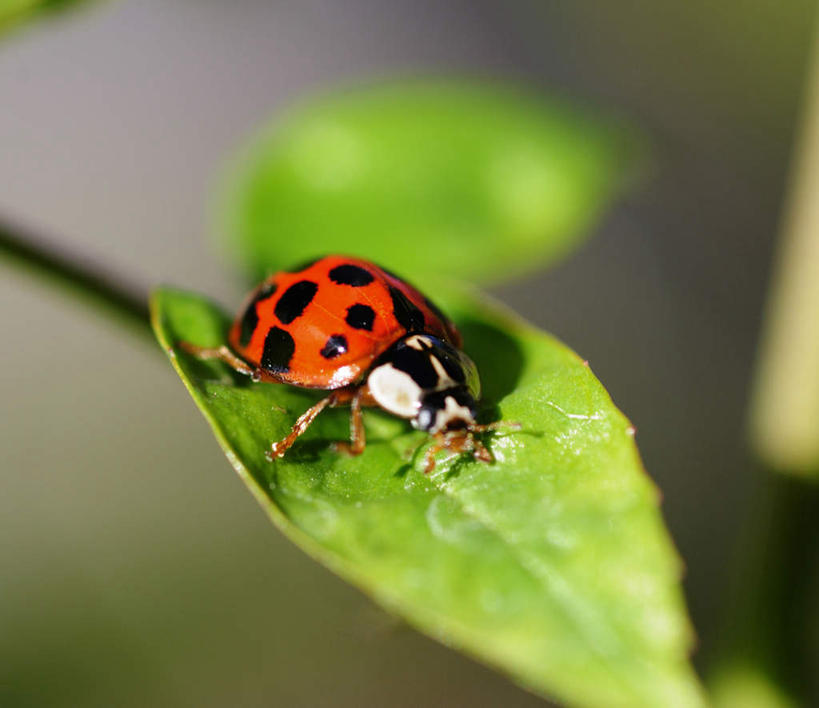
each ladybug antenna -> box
[467,420,522,434]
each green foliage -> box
[221,81,639,286]
[152,286,704,707]
[0,0,88,35]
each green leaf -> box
[0,0,90,36]
[152,286,703,707]
[219,81,640,286]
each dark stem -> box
[0,216,151,337]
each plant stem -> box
[712,14,819,707]
[749,14,819,475]
[0,216,152,337]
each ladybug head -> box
[414,386,478,434]
[366,334,481,433]
[367,334,519,471]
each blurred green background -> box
[1,1,817,706]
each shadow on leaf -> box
[457,316,524,406]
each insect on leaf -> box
[152,286,704,707]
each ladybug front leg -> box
[179,342,258,379]
[270,393,337,459]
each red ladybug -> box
[183,255,513,472]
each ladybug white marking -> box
[328,364,357,389]
[429,395,474,433]
[367,364,423,418]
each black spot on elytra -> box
[345,303,375,331]
[388,343,438,389]
[275,280,318,324]
[239,282,277,347]
[329,264,374,287]
[320,334,348,359]
[239,308,259,348]
[261,327,295,373]
[389,286,425,332]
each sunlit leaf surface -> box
[152,286,703,707]
[221,81,638,287]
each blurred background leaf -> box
[152,286,703,707]
[0,0,91,36]
[221,80,640,287]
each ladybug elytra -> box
[182,255,514,472]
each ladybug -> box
[182,255,514,472]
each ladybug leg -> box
[270,393,340,459]
[179,342,257,379]
[424,430,499,473]
[332,388,366,457]
[469,436,494,464]
[423,436,448,474]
